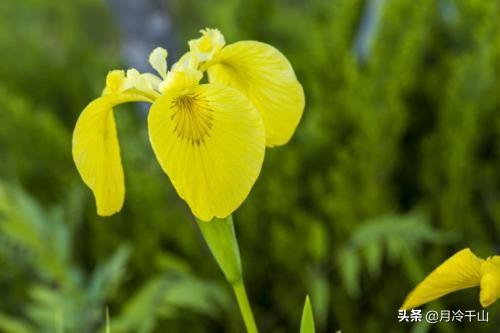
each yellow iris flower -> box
[401,248,500,309]
[72,28,305,221]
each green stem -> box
[196,215,259,333]
[232,280,259,333]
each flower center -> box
[170,94,213,145]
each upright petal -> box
[103,70,127,94]
[160,65,203,96]
[207,41,305,147]
[171,51,200,73]
[148,83,265,221]
[401,249,484,309]
[72,93,151,216]
[126,69,154,93]
[188,28,225,62]
[148,47,168,79]
[142,73,162,91]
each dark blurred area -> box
[1,0,500,332]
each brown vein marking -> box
[170,93,214,145]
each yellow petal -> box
[103,70,127,94]
[207,41,305,147]
[479,258,500,307]
[72,93,151,216]
[171,51,200,72]
[484,255,500,267]
[401,249,484,310]
[188,28,225,62]
[103,69,159,99]
[148,83,265,221]
[148,47,168,79]
[160,65,203,96]
[143,73,162,91]
[126,69,153,92]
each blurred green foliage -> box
[0,183,230,333]
[1,0,500,332]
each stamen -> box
[171,94,214,145]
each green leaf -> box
[87,245,131,302]
[338,248,361,297]
[113,275,230,333]
[113,278,166,333]
[338,212,454,296]
[163,277,229,316]
[300,296,316,333]
[106,307,110,333]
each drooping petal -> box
[72,93,151,216]
[148,83,265,221]
[479,258,500,307]
[207,41,305,147]
[401,249,484,310]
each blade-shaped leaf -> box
[300,296,316,333]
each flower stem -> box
[196,215,259,333]
[232,280,259,333]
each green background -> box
[1,0,500,332]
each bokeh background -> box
[1,0,500,332]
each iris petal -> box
[207,41,305,147]
[480,258,500,307]
[72,93,151,216]
[401,249,484,309]
[148,47,168,79]
[148,83,265,221]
